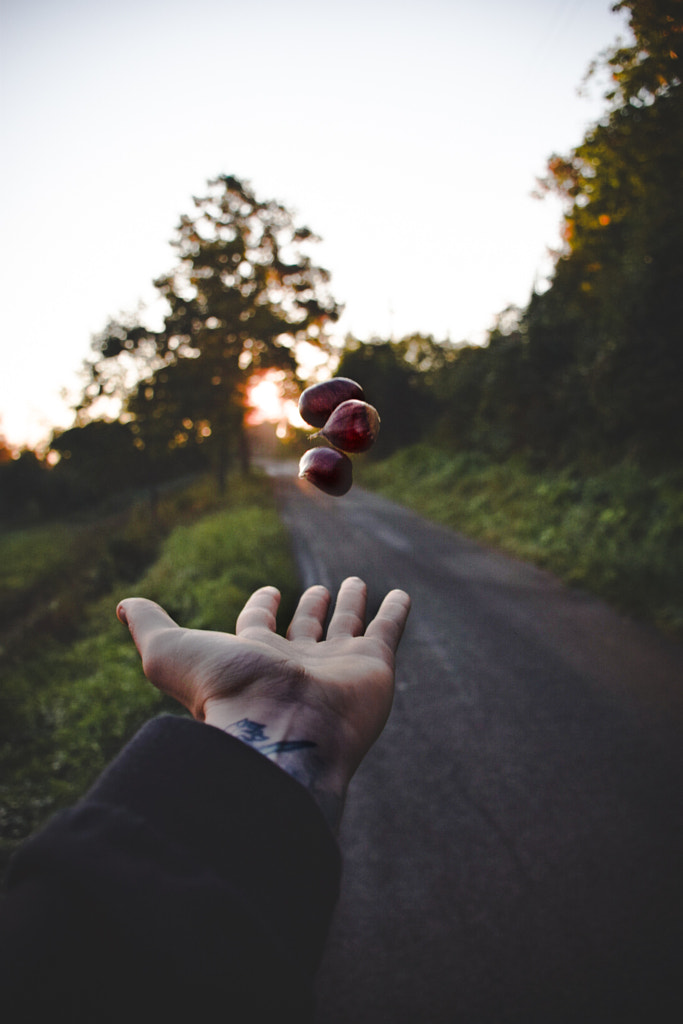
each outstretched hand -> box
[117,577,410,828]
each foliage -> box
[331,2,682,474]
[335,334,459,458]
[529,0,683,467]
[48,419,147,504]
[0,450,54,523]
[132,505,298,631]
[0,473,299,878]
[358,445,683,641]
[603,0,682,107]
[0,474,236,654]
[0,433,14,464]
[79,175,340,486]
[0,420,204,525]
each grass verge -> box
[357,445,683,641]
[0,472,299,879]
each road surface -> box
[268,466,683,1023]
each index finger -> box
[364,589,411,654]
[235,586,281,635]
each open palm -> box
[117,577,411,812]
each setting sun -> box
[246,372,306,436]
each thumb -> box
[116,599,213,718]
[117,597,180,653]
[116,598,196,706]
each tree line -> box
[2,0,680,523]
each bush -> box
[136,505,298,630]
[0,473,300,878]
[358,445,683,640]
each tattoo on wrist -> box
[225,718,343,831]
[225,718,316,756]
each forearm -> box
[0,716,341,1021]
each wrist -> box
[203,697,347,831]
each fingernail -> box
[116,602,128,626]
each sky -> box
[0,0,631,449]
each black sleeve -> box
[0,715,341,1024]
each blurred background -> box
[1,0,681,889]
[3,0,631,448]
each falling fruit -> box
[298,377,364,428]
[316,399,380,453]
[298,447,353,496]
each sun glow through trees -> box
[246,373,305,437]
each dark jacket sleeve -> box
[0,715,341,1023]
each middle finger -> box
[286,585,331,642]
[326,577,368,640]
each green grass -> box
[0,475,235,656]
[135,505,297,630]
[0,521,78,596]
[0,472,299,878]
[358,445,683,641]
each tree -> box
[336,335,457,457]
[0,449,49,522]
[417,2,683,470]
[529,0,683,466]
[49,420,146,508]
[0,432,14,465]
[80,175,340,487]
[599,0,682,107]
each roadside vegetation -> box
[335,0,682,644]
[0,473,299,880]
[357,447,683,642]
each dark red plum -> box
[317,400,380,453]
[298,377,364,429]
[298,447,353,497]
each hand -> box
[117,577,410,829]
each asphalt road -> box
[268,465,683,1024]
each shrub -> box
[358,446,683,639]
[0,473,299,878]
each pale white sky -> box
[0,0,630,449]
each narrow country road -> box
[268,465,683,1024]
